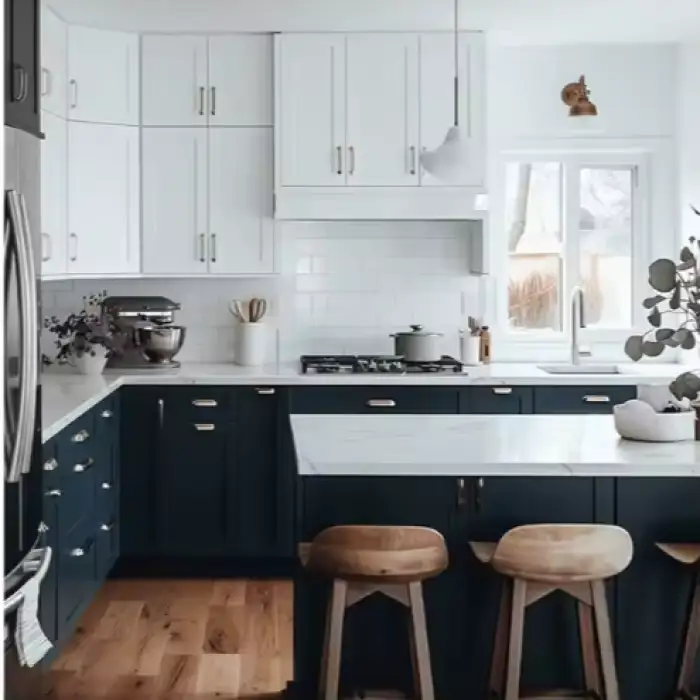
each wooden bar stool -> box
[656,543,700,700]
[471,524,634,700]
[304,525,449,700]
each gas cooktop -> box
[300,354,464,375]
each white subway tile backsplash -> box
[42,219,485,363]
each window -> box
[502,153,643,338]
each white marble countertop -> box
[41,361,682,443]
[291,414,700,477]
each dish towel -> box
[14,546,53,667]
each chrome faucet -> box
[571,286,591,365]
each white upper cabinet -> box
[68,122,140,275]
[345,34,419,186]
[208,35,272,127]
[419,33,485,187]
[141,34,272,127]
[208,128,273,274]
[41,8,67,119]
[40,111,67,277]
[68,26,139,125]
[141,35,208,127]
[275,34,345,187]
[141,129,208,275]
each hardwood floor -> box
[43,579,293,699]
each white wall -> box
[678,44,700,242]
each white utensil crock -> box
[460,334,481,366]
[235,322,267,366]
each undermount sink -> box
[538,364,622,375]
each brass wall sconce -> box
[561,75,598,117]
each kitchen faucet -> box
[570,286,591,365]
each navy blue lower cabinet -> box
[615,478,700,700]
[461,386,533,414]
[296,477,457,699]
[533,385,636,414]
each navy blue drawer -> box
[462,387,533,414]
[290,387,459,414]
[534,386,637,414]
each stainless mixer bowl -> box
[137,325,186,364]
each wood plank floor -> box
[43,579,293,699]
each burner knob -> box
[392,361,404,372]
[378,361,389,372]
[368,360,377,372]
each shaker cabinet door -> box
[345,34,419,186]
[68,122,140,275]
[141,35,208,126]
[275,33,346,187]
[208,128,273,274]
[141,128,209,275]
[40,7,67,119]
[40,111,67,277]
[67,25,138,125]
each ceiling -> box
[48,0,700,43]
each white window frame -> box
[491,146,656,351]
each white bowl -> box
[613,399,695,442]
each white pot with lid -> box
[390,325,444,362]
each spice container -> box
[479,326,492,364]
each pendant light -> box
[420,0,469,180]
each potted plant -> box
[625,206,700,414]
[43,290,117,375]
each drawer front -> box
[57,518,96,637]
[95,509,119,580]
[57,448,96,536]
[290,387,459,414]
[463,387,533,414]
[534,386,637,414]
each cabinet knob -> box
[100,522,114,533]
[70,548,85,557]
[101,482,112,490]
[582,395,611,403]
[73,458,94,473]
[43,458,58,472]
[366,399,396,408]
[255,388,275,396]
[71,429,89,443]
[101,409,113,419]
[46,489,62,498]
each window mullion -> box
[563,161,581,338]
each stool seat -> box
[656,542,700,566]
[308,525,448,583]
[472,524,633,583]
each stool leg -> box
[677,572,700,698]
[408,580,435,700]
[490,579,512,698]
[591,580,619,700]
[577,591,602,699]
[504,578,527,700]
[319,579,348,700]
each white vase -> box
[73,346,108,375]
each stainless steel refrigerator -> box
[4,125,52,695]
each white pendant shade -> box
[420,126,469,180]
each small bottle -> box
[479,326,491,364]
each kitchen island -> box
[290,414,700,700]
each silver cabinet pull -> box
[158,398,164,429]
[210,233,217,263]
[43,458,58,472]
[101,482,112,490]
[41,233,51,262]
[73,458,94,473]
[192,399,218,407]
[366,399,396,408]
[198,86,205,116]
[256,388,276,396]
[582,395,611,403]
[199,233,206,263]
[336,146,343,175]
[194,423,215,431]
[70,548,85,557]
[101,409,113,419]
[100,522,114,532]
[492,387,513,395]
[71,429,89,443]
[409,146,417,175]
[69,233,78,262]
[41,67,51,96]
[348,146,356,175]
[46,489,62,498]
[210,86,216,116]
[69,78,78,108]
